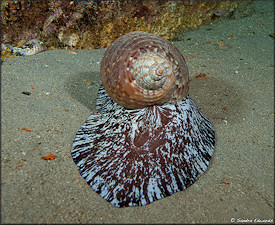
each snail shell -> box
[71,31,215,208]
[3,39,46,56]
[100,31,189,109]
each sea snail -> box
[71,31,215,208]
[2,39,46,56]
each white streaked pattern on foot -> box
[71,86,215,207]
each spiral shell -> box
[71,31,215,208]
[100,31,189,109]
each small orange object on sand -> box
[42,154,57,160]
[194,73,207,78]
[22,128,31,132]
[200,41,211,44]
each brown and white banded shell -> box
[101,31,189,109]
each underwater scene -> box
[1,0,274,223]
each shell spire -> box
[100,31,189,109]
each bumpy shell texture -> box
[71,31,215,208]
[101,31,189,109]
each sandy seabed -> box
[1,1,274,224]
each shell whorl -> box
[100,31,189,109]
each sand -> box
[1,1,274,224]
